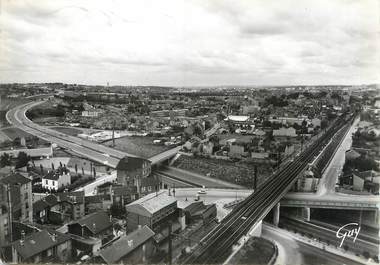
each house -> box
[97,225,155,264]
[68,211,114,257]
[345,149,361,161]
[81,110,99,117]
[352,173,365,191]
[125,191,182,244]
[112,186,138,207]
[229,144,246,159]
[202,141,214,156]
[42,168,71,191]
[177,201,217,225]
[55,191,85,222]
[0,205,9,245]
[273,127,297,137]
[68,211,113,240]
[10,230,72,263]
[32,194,58,224]
[140,177,160,196]
[85,194,112,213]
[0,172,33,222]
[242,105,260,115]
[116,156,151,195]
[311,118,321,128]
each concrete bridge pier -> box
[273,203,280,226]
[302,207,311,221]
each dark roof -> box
[0,172,31,185]
[12,230,70,260]
[71,211,112,234]
[43,168,69,181]
[112,186,137,196]
[85,194,111,204]
[140,177,159,187]
[44,194,59,206]
[56,191,84,204]
[98,225,155,264]
[33,200,49,214]
[116,156,150,171]
[33,195,58,213]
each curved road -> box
[6,100,137,167]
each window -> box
[148,186,152,191]
[45,180,48,185]
[47,249,52,257]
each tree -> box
[40,164,44,174]
[15,151,30,169]
[321,119,328,130]
[0,153,11,168]
[204,120,212,131]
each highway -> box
[181,112,354,264]
[5,100,182,167]
[280,217,379,258]
[262,224,364,265]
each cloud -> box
[0,0,378,86]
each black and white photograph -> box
[0,0,379,264]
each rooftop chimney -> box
[20,230,25,246]
[51,233,57,242]
[127,239,134,247]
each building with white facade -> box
[42,169,71,191]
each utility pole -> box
[112,120,115,147]
[168,221,172,265]
[253,165,258,191]
[7,184,13,242]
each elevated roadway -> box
[6,100,181,167]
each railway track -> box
[181,113,354,264]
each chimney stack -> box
[20,230,25,246]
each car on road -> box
[198,186,207,194]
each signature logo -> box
[336,223,361,247]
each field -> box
[50,126,83,136]
[172,155,273,188]
[103,136,172,158]
[1,127,32,140]
[0,98,30,128]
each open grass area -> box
[228,237,276,265]
[172,155,273,188]
[50,126,83,136]
[1,127,32,140]
[103,136,172,158]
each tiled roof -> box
[71,211,112,234]
[98,226,155,264]
[116,156,150,171]
[56,191,84,204]
[126,190,176,216]
[0,172,31,185]
[85,194,111,204]
[12,230,70,260]
[112,186,137,196]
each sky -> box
[0,0,379,86]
